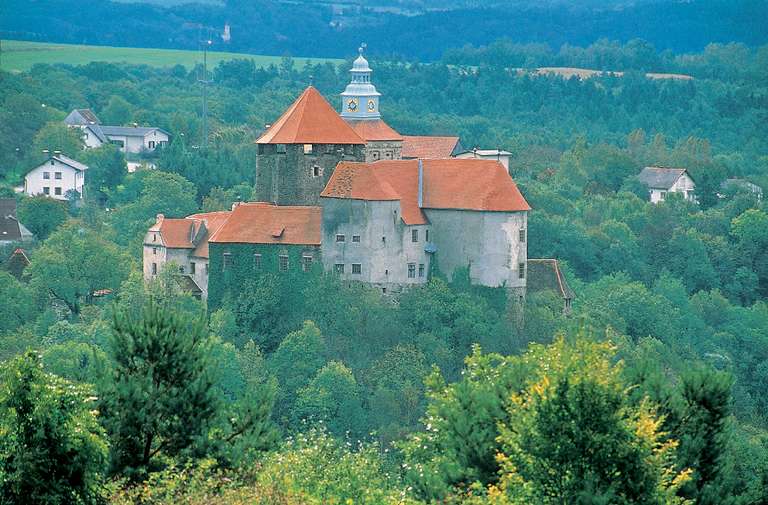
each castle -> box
[143,47,572,310]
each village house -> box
[0,199,34,245]
[23,154,87,200]
[64,109,170,154]
[637,166,696,203]
[455,148,512,171]
[143,211,231,299]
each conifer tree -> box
[99,299,218,479]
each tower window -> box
[222,253,233,271]
[518,262,526,279]
[426,229,430,242]
[312,165,321,177]
[519,229,526,243]
[303,144,313,154]
[151,263,157,275]
[407,263,416,279]
[302,254,313,272]
[190,262,196,274]
[419,264,425,277]
[336,234,345,242]
[334,263,345,274]
[254,253,262,269]
[352,235,361,243]
[412,229,418,242]
[352,263,362,274]
[279,255,289,272]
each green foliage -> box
[27,222,132,315]
[0,271,37,335]
[31,122,84,159]
[81,144,127,196]
[100,96,133,125]
[16,194,68,239]
[99,299,218,478]
[0,351,108,505]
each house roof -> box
[209,202,322,245]
[401,135,461,159]
[345,119,403,141]
[256,86,364,145]
[527,258,574,300]
[456,149,512,157]
[85,124,108,143]
[64,109,101,126]
[4,248,31,280]
[0,199,26,242]
[186,211,232,258]
[148,215,201,249]
[321,159,530,225]
[637,167,689,190]
[99,125,169,137]
[43,155,88,172]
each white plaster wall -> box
[24,159,83,200]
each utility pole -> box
[199,35,213,149]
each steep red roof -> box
[148,216,198,249]
[321,159,530,225]
[209,202,321,245]
[256,87,364,145]
[401,136,460,159]
[346,119,403,141]
[187,211,232,258]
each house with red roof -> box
[143,210,231,299]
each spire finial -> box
[359,42,366,56]
[309,74,314,86]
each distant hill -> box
[2,0,766,61]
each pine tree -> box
[98,299,218,479]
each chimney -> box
[417,159,424,208]
[156,213,165,223]
[231,202,241,211]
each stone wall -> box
[255,143,365,205]
[364,140,403,162]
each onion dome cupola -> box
[340,44,381,120]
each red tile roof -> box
[148,216,199,249]
[321,159,530,225]
[209,202,321,245]
[346,119,403,141]
[187,211,232,258]
[401,135,460,159]
[256,87,364,145]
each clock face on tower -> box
[367,99,376,112]
[347,98,359,112]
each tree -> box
[0,351,107,505]
[31,122,84,159]
[0,271,36,335]
[81,143,127,195]
[16,195,68,239]
[100,95,133,125]
[27,223,131,315]
[99,299,218,478]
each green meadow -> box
[0,39,341,72]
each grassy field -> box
[0,40,341,72]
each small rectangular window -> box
[352,235,361,243]
[254,253,262,269]
[312,165,320,177]
[151,263,157,275]
[222,253,233,271]
[518,262,526,279]
[426,229,429,242]
[148,141,156,149]
[419,264,425,277]
[54,187,62,195]
[412,229,419,242]
[302,254,313,272]
[43,187,50,195]
[352,263,362,274]
[190,262,196,274]
[276,144,287,153]
[152,247,157,255]
[519,229,526,243]
[49,160,54,166]
[382,236,386,243]
[336,234,345,242]
[205,263,209,275]
[303,144,313,154]
[43,172,50,179]
[54,172,62,180]
[408,263,416,279]
[179,265,185,274]
[279,255,289,272]
[334,263,345,274]
[153,233,157,242]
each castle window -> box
[222,253,233,271]
[519,229,526,243]
[407,263,416,278]
[372,151,380,161]
[518,262,526,279]
[352,263,362,274]
[334,263,345,274]
[153,233,157,242]
[426,230,429,242]
[336,234,345,243]
[384,152,392,159]
[205,263,208,275]
[419,264,425,277]
[312,165,321,177]
[352,235,361,243]
[151,263,157,275]
[303,144,313,154]
[302,254,313,272]
[279,255,289,272]
[254,254,262,269]
[412,229,418,242]
[276,144,286,153]
[190,262,196,274]
[152,247,157,255]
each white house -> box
[455,148,512,170]
[637,167,696,204]
[64,109,170,154]
[23,155,87,200]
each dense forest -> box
[1,37,768,503]
[3,0,768,59]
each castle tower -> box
[255,86,365,206]
[340,45,403,162]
